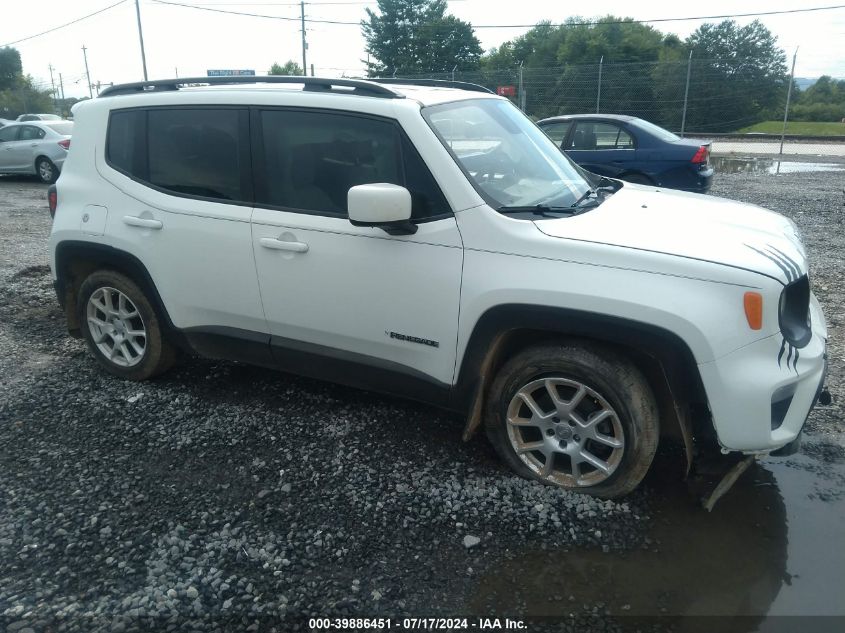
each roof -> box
[539,113,638,123]
[97,76,497,108]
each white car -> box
[0,120,73,183]
[47,77,828,498]
[17,113,63,122]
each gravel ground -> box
[0,167,843,632]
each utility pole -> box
[82,46,93,99]
[779,47,798,156]
[48,64,58,113]
[680,50,692,137]
[300,1,307,77]
[596,56,603,114]
[517,61,524,112]
[58,73,66,118]
[135,0,149,80]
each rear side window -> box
[20,126,46,140]
[257,110,450,220]
[107,111,144,175]
[106,108,249,203]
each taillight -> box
[691,145,709,164]
[58,139,71,150]
[47,185,57,218]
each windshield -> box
[634,118,680,142]
[45,122,73,135]
[422,99,591,209]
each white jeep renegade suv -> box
[48,76,828,498]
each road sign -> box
[207,69,256,77]
[496,85,516,97]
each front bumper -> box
[697,292,827,453]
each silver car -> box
[0,120,73,183]
[17,113,63,122]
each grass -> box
[737,121,845,136]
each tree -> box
[680,20,788,131]
[0,47,23,91]
[361,0,482,76]
[791,76,845,122]
[269,60,303,76]
[0,46,55,119]
[481,17,667,119]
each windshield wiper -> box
[497,204,580,217]
[571,184,617,208]
[570,189,597,207]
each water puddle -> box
[469,450,845,628]
[712,157,845,175]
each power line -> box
[0,0,128,48]
[149,1,845,28]
[2,0,843,50]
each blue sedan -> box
[537,114,714,193]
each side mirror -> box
[348,183,417,235]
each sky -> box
[2,0,844,99]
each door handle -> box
[123,215,162,230]
[30,143,38,147]
[259,237,309,253]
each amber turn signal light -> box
[744,292,763,330]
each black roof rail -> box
[98,75,405,99]
[368,78,494,94]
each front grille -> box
[779,274,811,348]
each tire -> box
[485,341,659,499]
[621,172,653,185]
[78,270,175,381]
[36,157,58,184]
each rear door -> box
[98,107,268,354]
[565,121,635,177]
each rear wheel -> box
[78,270,175,380]
[485,341,659,498]
[36,157,58,184]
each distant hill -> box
[795,77,818,90]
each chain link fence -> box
[396,58,845,158]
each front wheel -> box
[78,270,175,380]
[485,342,659,498]
[36,157,58,184]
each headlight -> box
[779,275,811,348]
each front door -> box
[250,108,463,400]
[0,125,24,171]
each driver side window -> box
[541,121,571,148]
[257,110,450,220]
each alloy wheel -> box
[86,287,147,367]
[38,160,53,182]
[506,377,625,487]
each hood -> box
[533,184,807,285]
